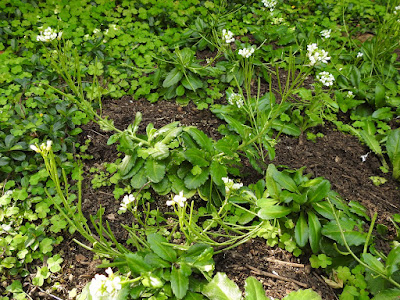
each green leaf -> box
[145,159,166,183]
[349,66,361,88]
[386,128,400,180]
[147,233,177,262]
[270,166,299,193]
[375,83,386,108]
[131,168,148,189]
[244,277,268,300]
[307,180,330,203]
[210,160,227,185]
[386,245,400,276]
[308,211,321,253]
[171,265,189,299]
[184,148,210,167]
[283,289,322,300]
[163,68,183,88]
[202,273,242,300]
[372,288,400,300]
[182,73,203,90]
[359,130,382,155]
[10,151,26,161]
[295,212,309,248]
[184,127,213,152]
[258,205,291,220]
[176,85,185,96]
[184,168,209,189]
[312,201,335,220]
[321,220,367,246]
[266,164,281,199]
[362,253,386,275]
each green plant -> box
[386,128,400,180]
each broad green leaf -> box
[125,253,152,274]
[312,202,335,220]
[119,155,136,176]
[258,205,291,220]
[163,67,183,88]
[321,220,367,246]
[349,66,361,88]
[184,168,209,189]
[184,291,205,299]
[372,288,400,300]
[244,277,268,300]
[10,151,26,161]
[386,128,400,180]
[147,233,177,262]
[176,85,185,96]
[210,160,227,185]
[152,177,171,195]
[184,127,213,152]
[266,164,281,199]
[271,120,301,137]
[145,159,166,183]
[386,245,400,275]
[184,148,210,167]
[162,127,183,144]
[202,273,242,300]
[221,114,248,138]
[348,201,370,220]
[182,74,203,90]
[295,212,309,248]
[308,211,321,253]
[307,180,330,203]
[270,166,299,193]
[282,289,322,300]
[144,252,171,269]
[171,265,189,299]
[375,83,385,108]
[361,253,386,274]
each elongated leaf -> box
[295,212,309,248]
[312,202,335,220]
[359,130,382,155]
[171,265,189,299]
[202,273,242,300]
[145,159,166,183]
[245,277,268,300]
[184,168,209,189]
[386,128,400,180]
[321,220,367,246]
[221,114,248,138]
[184,148,210,167]
[308,211,321,253]
[361,253,386,274]
[266,164,280,199]
[270,166,299,193]
[271,119,301,137]
[182,73,203,90]
[125,253,151,274]
[163,67,183,88]
[184,127,213,152]
[307,180,330,203]
[258,205,291,220]
[372,288,400,300]
[375,83,385,108]
[386,245,400,275]
[147,233,177,262]
[210,160,227,186]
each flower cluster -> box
[306,43,330,66]
[320,29,331,39]
[346,91,354,98]
[89,268,122,300]
[262,0,277,11]
[36,27,62,42]
[317,71,335,87]
[119,194,135,213]
[238,47,255,58]
[357,52,363,58]
[395,5,400,14]
[222,29,235,44]
[166,191,187,208]
[30,140,52,154]
[227,92,244,108]
[222,177,243,194]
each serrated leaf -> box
[184,127,213,152]
[184,148,209,167]
[359,130,382,155]
[125,253,152,274]
[202,273,242,300]
[244,277,268,300]
[163,68,183,88]
[130,168,147,189]
[184,168,209,189]
[258,205,291,220]
[145,159,166,183]
[147,233,177,262]
[308,211,321,253]
[171,265,189,299]
[295,212,309,248]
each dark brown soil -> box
[28,93,400,299]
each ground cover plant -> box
[1,0,400,299]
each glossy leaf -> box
[295,212,309,248]
[147,233,177,262]
[386,245,400,276]
[307,180,330,203]
[210,160,227,185]
[163,67,183,88]
[244,276,268,300]
[386,128,400,180]
[308,211,322,253]
[362,253,386,274]
[282,289,322,300]
[125,253,151,274]
[171,265,189,299]
[202,273,242,300]
[258,205,291,220]
[145,158,166,183]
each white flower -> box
[119,194,135,213]
[395,5,400,14]
[89,268,122,300]
[227,92,244,108]
[357,52,363,58]
[306,44,330,66]
[93,28,101,35]
[262,0,277,11]
[36,27,59,42]
[167,191,187,208]
[46,140,52,151]
[222,29,235,44]
[317,71,335,87]
[271,17,284,24]
[203,265,213,272]
[222,177,243,194]
[30,144,40,153]
[320,29,331,39]
[347,91,354,98]
[238,46,255,58]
